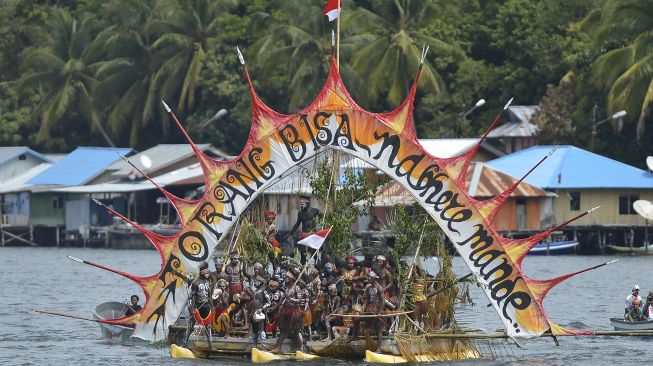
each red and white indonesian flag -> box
[297,228,332,250]
[322,0,341,21]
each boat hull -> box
[610,317,653,331]
[607,244,653,255]
[529,240,579,255]
[93,301,143,345]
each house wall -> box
[552,188,653,226]
[0,155,45,182]
[485,198,542,232]
[2,192,30,225]
[30,193,65,225]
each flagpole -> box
[280,226,333,305]
[336,0,341,71]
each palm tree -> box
[344,0,463,106]
[145,0,229,114]
[93,0,159,147]
[18,8,115,146]
[586,0,653,137]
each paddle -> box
[36,310,134,328]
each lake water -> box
[0,247,651,365]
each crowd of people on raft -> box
[125,195,435,353]
[624,285,653,321]
[178,247,423,353]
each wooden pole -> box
[56,226,60,247]
[336,0,341,71]
[1,229,38,246]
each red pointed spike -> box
[91,199,172,255]
[67,255,143,282]
[487,146,560,223]
[529,259,620,301]
[512,206,601,265]
[118,153,192,225]
[161,100,202,154]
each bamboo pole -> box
[336,0,341,71]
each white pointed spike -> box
[546,145,560,157]
[503,97,514,110]
[91,198,104,207]
[118,152,129,162]
[237,46,245,65]
[605,259,620,266]
[161,100,171,113]
[67,255,84,263]
[331,29,335,47]
[587,206,601,214]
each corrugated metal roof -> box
[468,163,547,197]
[0,146,52,165]
[488,106,539,138]
[27,147,132,186]
[418,138,504,158]
[0,163,52,193]
[486,145,653,189]
[370,162,547,207]
[107,144,229,177]
[508,106,539,123]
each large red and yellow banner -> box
[100,58,591,345]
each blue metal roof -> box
[27,147,132,185]
[0,146,52,165]
[486,145,653,189]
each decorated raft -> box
[57,3,636,360]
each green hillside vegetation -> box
[1,0,652,167]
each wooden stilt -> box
[56,226,60,247]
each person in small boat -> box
[124,295,142,316]
[225,251,245,297]
[642,293,653,320]
[270,271,307,353]
[263,279,284,337]
[625,285,642,316]
[626,298,644,321]
[351,267,385,352]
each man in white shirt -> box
[625,285,642,317]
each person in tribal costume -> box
[224,251,245,298]
[263,211,281,259]
[298,270,319,341]
[340,255,360,297]
[374,255,393,293]
[212,279,232,337]
[322,283,343,340]
[185,262,214,348]
[270,271,308,354]
[263,279,284,336]
[287,195,322,264]
[351,268,385,352]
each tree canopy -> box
[1,0,652,167]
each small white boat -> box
[609,317,653,331]
[93,301,138,344]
